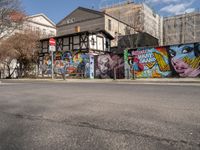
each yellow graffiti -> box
[152,70,161,78]
[146,62,156,69]
[73,53,83,63]
[153,52,170,72]
[183,57,200,69]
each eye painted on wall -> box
[182,46,193,54]
[169,49,176,57]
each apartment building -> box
[163,12,200,45]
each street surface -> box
[0,81,200,150]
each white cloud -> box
[185,8,195,13]
[160,1,195,15]
[145,0,181,4]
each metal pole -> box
[51,51,54,79]
[126,68,129,79]
[113,68,116,80]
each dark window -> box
[108,19,111,31]
[91,37,95,46]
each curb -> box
[1,78,200,84]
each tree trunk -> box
[7,65,11,79]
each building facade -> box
[22,13,56,38]
[56,7,136,47]
[163,12,200,45]
[39,31,115,78]
[102,2,163,45]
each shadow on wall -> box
[125,43,200,78]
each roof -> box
[78,7,104,16]
[26,13,56,26]
[40,30,114,41]
[56,6,135,30]
[57,7,104,26]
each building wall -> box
[11,14,56,38]
[125,43,200,78]
[103,2,163,45]
[57,17,105,36]
[23,22,56,38]
[104,15,135,47]
[142,4,163,45]
[56,7,135,47]
[102,2,142,29]
[163,12,200,45]
[194,13,200,42]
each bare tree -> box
[0,30,40,78]
[0,0,25,40]
[0,39,17,78]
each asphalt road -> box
[0,81,200,150]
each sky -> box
[21,0,200,24]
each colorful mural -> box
[125,43,200,78]
[42,51,90,78]
[168,43,200,77]
[127,47,171,78]
[95,54,124,79]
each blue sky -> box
[21,0,199,24]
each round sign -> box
[49,38,56,46]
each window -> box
[108,19,111,31]
[91,37,95,46]
[43,29,46,34]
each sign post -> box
[49,38,56,80]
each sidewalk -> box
[119,78,200,83]
[49,78,200,84]
[1,78,200,84]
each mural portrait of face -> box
[169,44,200,77]
[98,55,111,75]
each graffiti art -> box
[168,43,200,77]
[41,50,90,78]
[95,54,124,79]
[125,43,200,78]
[127,47,171,78]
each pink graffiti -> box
[171,58,200,77]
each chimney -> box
[75,26,80,32]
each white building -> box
[23,13,56,38]
[0,13,56,79]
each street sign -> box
[49,45,56,52]
[49,38,56,46]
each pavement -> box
[0,82,200,150]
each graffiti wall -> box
[42,50,91,78]
[128,47,171,78]
[168,43,200,77]
[95,54,124,79]
[125,43,200,78]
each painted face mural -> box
[169,44,200,77]
[96,54,111,78]
[95,54,124,79]
[129,47,171,78]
